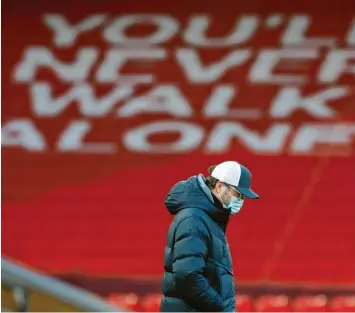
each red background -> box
[2,0,355,290]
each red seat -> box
[140,293,162,312]
[329,295,355,312]
[236,294,254,312]
[255,294,291,312]
[293,295,328,312]
[107,293,141,311]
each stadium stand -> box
[2,0,355,311]
[106,293,355,312]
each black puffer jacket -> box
[160,174,236,312]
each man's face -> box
[216,181,244,206]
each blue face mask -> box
[220,185,244,215]
[225,196,244,215]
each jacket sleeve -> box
[172,216,224,311]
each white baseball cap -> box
[211,161,259,199]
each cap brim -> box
[237,187,259,199]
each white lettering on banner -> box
[318,50,355,83]
[282,15,337,48]
[205,122,291,153]
[96,48,166,83]
[249,49,318,84]
[202,85,262,119]
[103,15,179,45]
[44,14,107,47]
[31,83,133,117]
[40,14,355,47]
[6,13,355,157]
[123,121,204,153]
[176,49,251,83]
[1,119,47,151]
[31,84,265,119]
[346,19,355,46]
[13,47,355,85]
[270,86,349,118]
[14,47,98,83]
[291,123,355,153]
[184,15,259,47]
[117,85,193,117]
[2,121,353,155]
[57,120,117,153]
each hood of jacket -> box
[165,174,230,227]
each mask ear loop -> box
[221,184,234,208]
[217,184,225,206]
[217,193,224,206]
[216,183,229,206]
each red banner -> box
[2,0,355,286]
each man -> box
[160,161,259,312]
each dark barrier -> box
[1,258,127,312]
